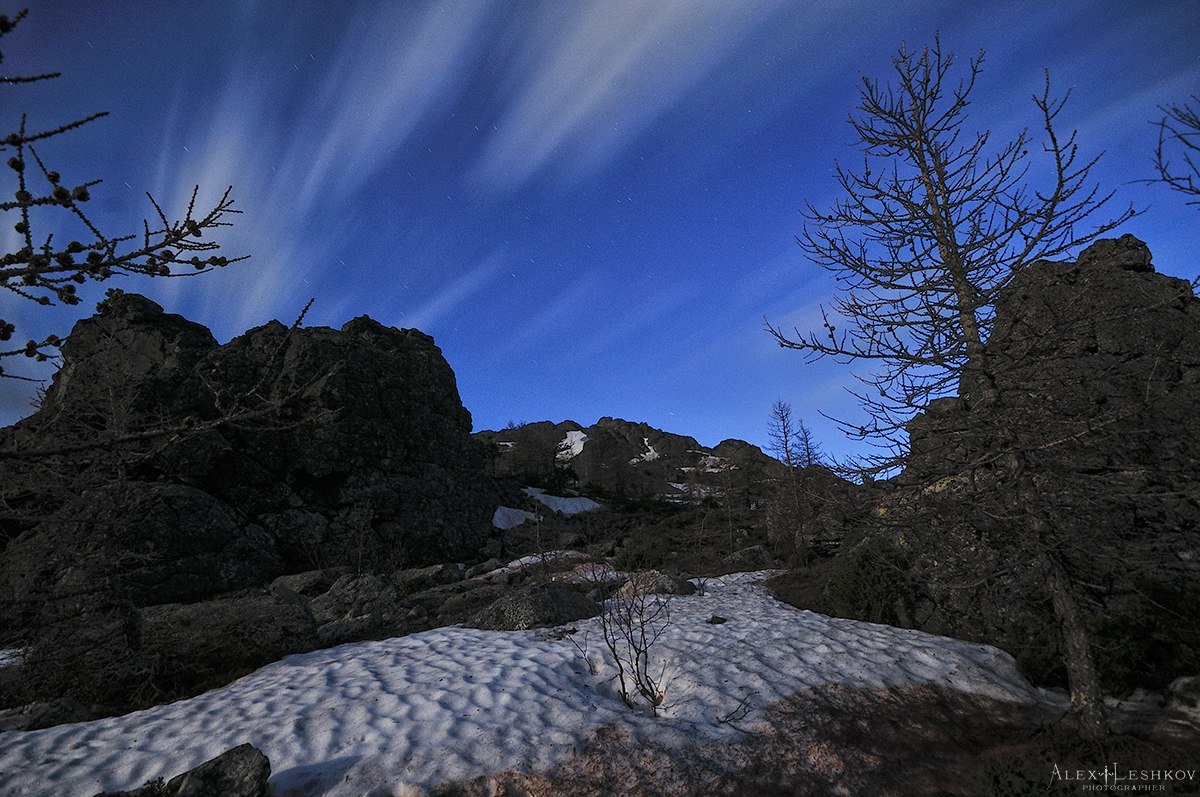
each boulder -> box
[722,544,775,571]
[0,483,281,633]
[140,593,318,693]
[614,570,696,598]
[467,582,602,631]
[0,698,92,732]
[95,743,271,797]
[269,567,351,600]
[308,574,397,626]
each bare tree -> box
[768,39,1142,738]
[599,580,672,716]
[1151,96,1200,206]
[765,38,1137,480]
[0,9,241,382]
[768,399,822,471]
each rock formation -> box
[894,235,1200,692]
[0,292,499,634]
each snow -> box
[629,437,661,465]
[491,506,539,530]
[0,648,23,668]
[523,487,602,515]
[0,572,1044,796]
[554,430,588,462]
[496,441,515,451]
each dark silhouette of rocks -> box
[0,295,503,711]
[0,293,500,637]
[892,235,1200,692]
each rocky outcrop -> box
[140,593,320,694]
[895,236,1200,692]
[476,416,778,503]
[0,293,500,638]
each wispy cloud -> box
[400,249,505,331]
[473,0,788,192]
[149,1,494,335]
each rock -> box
[0,698,92,732]
[466,558,503,578]
[0,293,501,643]
[393,563,464,595]
[722,544,774,571]
[614,570,696,598]
[269,568,351,600]
[706,615,728,625]
[165,743,271,797]
[95,743,271,797]
[140,593,318,692]
[1076,232,1154,272]
[308,574,396,625]
[467,582,602,631]
[0,483,281,633]
[898,237,1200,694]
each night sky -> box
[3,0,1199,460]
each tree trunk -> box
[1042,550,1108,739]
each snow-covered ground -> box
[523,487,602,515]
[491,506,539,530]
[0,572,1045,797]
[0,649,23,669]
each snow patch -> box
[554,430,588,462]
[629,437,661,465]
[0,572,1044,797]
[523,487,602,515]
[492,506,539,530]
[0,648,24,668]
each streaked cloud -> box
[473,0,789,191]
[149,1,494,335]
[400,249,505,331]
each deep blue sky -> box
[3,0,1199,459]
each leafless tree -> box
[765,38,1137,480]
[767,399,822,471]
[599,578,672,716]
[1151,96,1200,206]
[0,9,241,382]
[767,39,1144,739]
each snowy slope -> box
[523,487,602,515]
[0,572,1042,797]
